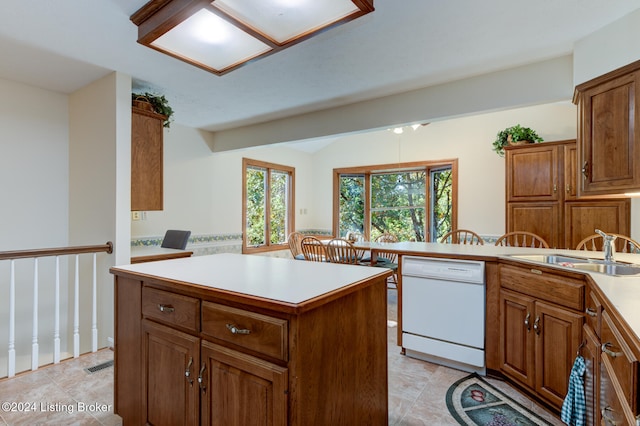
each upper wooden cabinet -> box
[573,59,640,196]
[505,140,630,248]
[131,106,165,211]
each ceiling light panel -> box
[152,9,272,72]
[212,0,360,44]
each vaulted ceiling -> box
[1,1,639,135]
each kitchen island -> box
[110,253,391,426]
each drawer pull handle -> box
[226,324,251,335]
[158,304,175,313]
[601,406,620,425]
[601,342,623,358]
[585,307,597,317]
[533,316,541,335]
[185,356,193,386]
[524,313,531,332]
[198,363,207,391]
[530,269,542,275]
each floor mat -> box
[446,373,554,426]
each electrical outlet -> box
[132,211,141,221]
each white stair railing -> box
[0,242,113,378]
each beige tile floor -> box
[0,288,563,425]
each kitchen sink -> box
[569,263,640,276]
[508,253,640,276]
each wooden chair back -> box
[300,236,328,262]
[326,239,361,264]
[440,229,484,245]
[375,233,399,243]
[495,231,549,248]
[287,231,304,259]
[575,233,640,253]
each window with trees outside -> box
[243,158,295,253]
[334,160,456,242]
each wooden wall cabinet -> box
[131,106,165,211]
[505,140,630,249]
[499,264,584,409]
[573,59,640,196]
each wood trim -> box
[242,158,295,255]
[0,241,113,260]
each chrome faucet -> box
[595,229,617,263]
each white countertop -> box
[357,241,640,341]
[112,253,390,305]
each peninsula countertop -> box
[355,240,640,342]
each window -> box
[243,158,295,253]
[334,160,456,242]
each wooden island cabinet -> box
[110,254,390,426]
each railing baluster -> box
[73,254,80,358]
[92,253,98,352]
[54,256,61,364]
[8,260,16,378]
[32,258,39,371]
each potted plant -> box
[131,92,174,128]
[492,124,543,156]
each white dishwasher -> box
[402,256,486,374]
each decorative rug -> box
[446,373,554,426]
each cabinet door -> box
[500,289,535,389]
[507,202,561,249]
[563,199,630,249]
[200,340,288,426]
[534,300,583,408]
[576,67,640,195]
[142,320,200,426]
[506,144,560,202]
[132,107,164,211]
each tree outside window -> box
[243,158,294,253]
[334,161,456,242]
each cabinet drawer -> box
[142,286,200,333]
[202,302,288,361]
[601,310,638,409]
[499,264,584,311]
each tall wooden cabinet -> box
[573,59,640,196]
[505,140,630,249]
[131,106,165,211]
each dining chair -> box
[495,231,549,248]
[326,238,361,264]
[160,230,191,250]
[375,232,399,244]
[287,231,305,260]
[440,229,484,245]
[300,236,328,262]
[576,233,640,253]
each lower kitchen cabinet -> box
[200,341,287,426]
[499,263,584,409]
[142,320,200,426]
[580,323,599,425]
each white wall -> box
[131,125,315,238]
[133,102,577,240]
[311,103,577,236]
[69,72,131,352]
[0,78,70,375]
